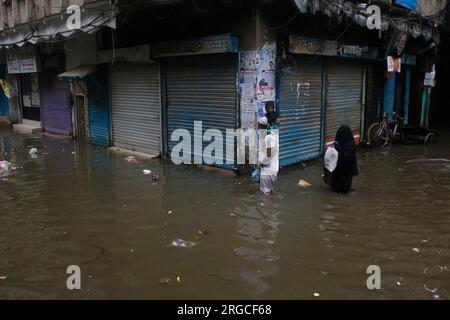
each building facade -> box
[0,0,447,169]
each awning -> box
[58,65,97,80]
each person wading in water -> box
[331,125,359,194]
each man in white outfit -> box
[257,117,280,195]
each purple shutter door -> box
[40,70,72,135]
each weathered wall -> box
[64,33,98,70]
[417,0,447,18]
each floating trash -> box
[143,169,152,175]
[313,292,320,297]
[412,248,420,253]
[0,160,11,171]
[298,179,312,188]
[170,238,198,248]
[159,277,171,284]
[125,156,139,164]
[29,147,38,155]
[424,284,437,293]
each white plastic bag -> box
[324,146,338,173]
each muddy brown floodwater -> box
[0,129,449,299]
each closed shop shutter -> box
[40,70,72,135]
[87,69,111,147]
[165,54,237,166]
[279,56,323,167]
[326,59,363,143]
[111,64,161,155]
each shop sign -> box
[151,34,239,58]
[7,50,40,74]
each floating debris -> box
[298,179,312,188]
[424,284,437,293]
[159,277,171,284]
[171,239,198,248]
[412,248,420,253]
[125,156,139,164]
[0,275,6,280]
[313,292,320,297]
[29,147,38,155]
[143,169,152,175]
[177,276,181,283]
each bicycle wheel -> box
[367,123,389,148]
[424,132,437,144]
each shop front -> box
[325,57,364,145]
[6,47,42,125]
[153,34,240,167]
[110,63,161,155]
[278,54,324,167]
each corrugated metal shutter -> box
[279,56,323,167]
[40,70,72,135]
[165,54,237,166]
[87,69,110,147]
[111,64,161,155]
[326,59,363,142]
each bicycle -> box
[367,112,404,148]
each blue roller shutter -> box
[165,54,238,167]
[278,56,323,167]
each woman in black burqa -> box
[331,125,359,194]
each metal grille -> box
[111,63,161,155]
[279,56,323,167]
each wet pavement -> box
[0,129,449,299]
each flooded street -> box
[1,129,449,300]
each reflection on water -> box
[0,129,449,299]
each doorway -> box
[19,73,41,122]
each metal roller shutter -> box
[165,54,237,167]
[111,64,161,155]
[279,56,323,167]
[326,59,363,142]
[40,70,72,135]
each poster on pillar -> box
[257,42,276,112]
[239,51,258,135]
[387,56,402,73]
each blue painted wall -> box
[384,73,396,120]
[0,65,9,117]
[87,68,110,147]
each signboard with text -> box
[7,50,40,74]
[151,34,239,58]
[289,36,379,60]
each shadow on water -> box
[0,129,449,299]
